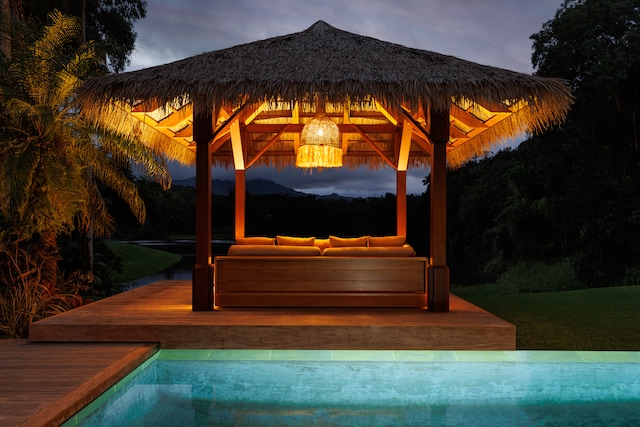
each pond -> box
[127,240,233,287]
[63,350,640,426]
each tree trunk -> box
[37,229,60,291]
[1,0,11,59]
[81,0,86,43]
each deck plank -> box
[0,340,157,427]
[29,280,515,350]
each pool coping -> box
[154,349,640,363]
[0,341,158,427]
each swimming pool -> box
[63,350,640,426]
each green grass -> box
[453,260,582,297]
[459,286,640,350]
[105,240,181,282]
[452,260,640,350]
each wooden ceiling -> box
[128,97,527,170]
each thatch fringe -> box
[82,103,195,166]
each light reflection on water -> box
[126,240,232,288]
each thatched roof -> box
[78,20,572,169]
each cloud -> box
[130,0,562,73]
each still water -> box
[127,240,232,287]
[66,350,640,427]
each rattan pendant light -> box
[296,97,343,168]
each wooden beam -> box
[449,125,469,140]
[155,103,193,128]
[397,170,407,236]
[401,108,434,142]
[245,125,291,169]
[173,124,193,138]
[244,123,398,133]
[450,104,487,129]
[428,108,450,313]
[342,101,351,152]
[397,120,412,171]
[192,102,214,311]
[411,131,434,155]
[480,100,513,113]
[235,170,246,240]
[374,100,399,126]
[351,125,396,169]
[243,101,269,125]
[210,132,230,154]
[291,102,301,152]
[483,111,515,128]
[211,102,251,140]
[130,99,164,112]
[230,119,245,170]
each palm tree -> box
[0,10,169,289]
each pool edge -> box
[155,349,640,363]
[43,343,159,427]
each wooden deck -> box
[0,339,157,427]
[29,280,515,350]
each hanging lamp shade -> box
[295,114,343,168]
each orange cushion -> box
[323,246,416,257]
[329,235,368,247]
[235,237,275,245]
[228,245,321,256]
[368,235,406,247]
[314,238,331,252]
[276,235,315,246]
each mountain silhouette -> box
[173,177,311,197]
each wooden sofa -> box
[213,235,428,308]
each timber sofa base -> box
[213,256,428,308]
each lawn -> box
[460,286,640,350]
[105,240,181,282]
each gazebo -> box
[78,21,572,312]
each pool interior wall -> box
[63,350,640,427]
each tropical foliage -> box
[22,0,147,72]
[0,247,82,338]
[0,10,166,337]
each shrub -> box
[0,248,81,338]
[453,259,581,297]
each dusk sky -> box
[126,0,564,197]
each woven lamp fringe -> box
[295,145,343,168]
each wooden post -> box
[192,102,214,311]
[396,170,407,236]
[235,169,246,239]
[428,108,450,312]
[230,118,246,241]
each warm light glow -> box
[296,114,343,168]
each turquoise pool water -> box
[64,350,640,426]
